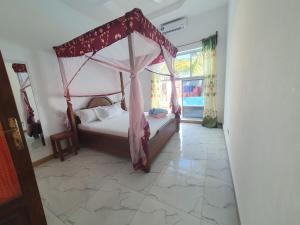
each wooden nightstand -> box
[50,131,77,161]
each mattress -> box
[78,111,175,139]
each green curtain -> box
[201,34,218,128]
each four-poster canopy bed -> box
[53,8,181,172]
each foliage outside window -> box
[151,48,204,78]
[175,49,204,78]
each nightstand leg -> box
[57,141,64,161]
[51,138,58,158]
[70,135,78,155]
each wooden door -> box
[0,51,47,225]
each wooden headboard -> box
[71,97,114,126]
[67,97,115,148]
[86,97,113,108]
[73,97,114,124]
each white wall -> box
[141,5,228,122]
[224,0,300,224]
[66,59,121,110]
[0,39,120,162]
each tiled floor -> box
[35,123,239,225]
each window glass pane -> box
[191,51,204,77]
[175,54,190,78]
[182,79,204,118]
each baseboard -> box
[180,119,202,124]
[180,120,223,128]
[32,154,54,167]
[223,131,242,225]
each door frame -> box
[0,51,47,225]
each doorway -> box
[181,78,204,118]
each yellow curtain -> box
[151,74,162,108]
[202,35,218,128]
[151,73,172,110]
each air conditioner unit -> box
[160,17,187,35]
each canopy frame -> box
[54,8,180,171]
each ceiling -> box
[0,0,228,50]
[61,0,228,24]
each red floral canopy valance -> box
[53,8,177,60]
[12,63,27,73]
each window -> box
[151,48,205,119]
[182,78,204,118]
[175,49,204,78]
[175,49,205,118]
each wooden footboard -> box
[78,118,178,172]
[145,118,177,171]
[78,130,130,158]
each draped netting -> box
[162,48,181,122]
[53,8,180,170]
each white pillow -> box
[93,107,109,120]
[94,103,123,120]
[77,108,98,124]
[107,104,124,118]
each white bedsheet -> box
[78,112,175,139]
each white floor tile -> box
[34,124,239,225]
[129,197,201,225]
[65,179,145,225]
[148,167,204,217]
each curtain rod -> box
[176,31,218,48]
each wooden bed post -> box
[176,117,180,132]
[127,34,151,173]
[119,72,127,111]
[65,91,79,150]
